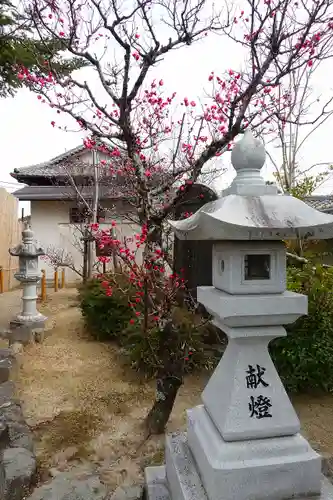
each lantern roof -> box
[169,131,333,241]
[9,223,45,257]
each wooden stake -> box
[61,268,65,289]
[41,269,46,301]
[54,269,59,292]
[0,267,4,294]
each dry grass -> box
[14,288,333,489]
[15,288,208,488]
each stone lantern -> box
[9,223,46,332]
[145,130,333,500]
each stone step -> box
[145,466,170,500]
[165,432,208,500]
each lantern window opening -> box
[244,254,271,281]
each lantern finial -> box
[22,222,34,243]
[231,129,266,174]
[223,129,276,196]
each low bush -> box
[78,276,134,341]
[270,264,333,393]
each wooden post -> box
[83,228,89,283]
[54,269,59,292]
[112,226,118,271]
[41,269,46,301]
[61,268,65,289]
[0,267,4,294]
[87,235,92,279]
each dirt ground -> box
[14,288,333,488]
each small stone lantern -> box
[145,130,333,500]
[9,223,46,330]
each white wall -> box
[31,199,143,283]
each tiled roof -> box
[303,196,333,213]
[11,145,87,179]
[10,143,173,193]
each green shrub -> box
[78,277,134,341]
[271,264,333,393]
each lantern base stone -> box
[145,432,333,500]
[187,405,320,500]
[9,315,47,345]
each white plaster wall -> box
[30,199,143,283]
[31,200,75,282]
[79,150,95,163]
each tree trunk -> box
[145,375,183,434]
[145,320,184,435]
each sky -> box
[1,9,333,216]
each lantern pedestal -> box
[197,287,305,442]
[14,279,46,325]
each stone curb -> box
[0,312,56,499]
[0,346,37,499]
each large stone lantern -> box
[9,223,46,328]
[145,130,333,500]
